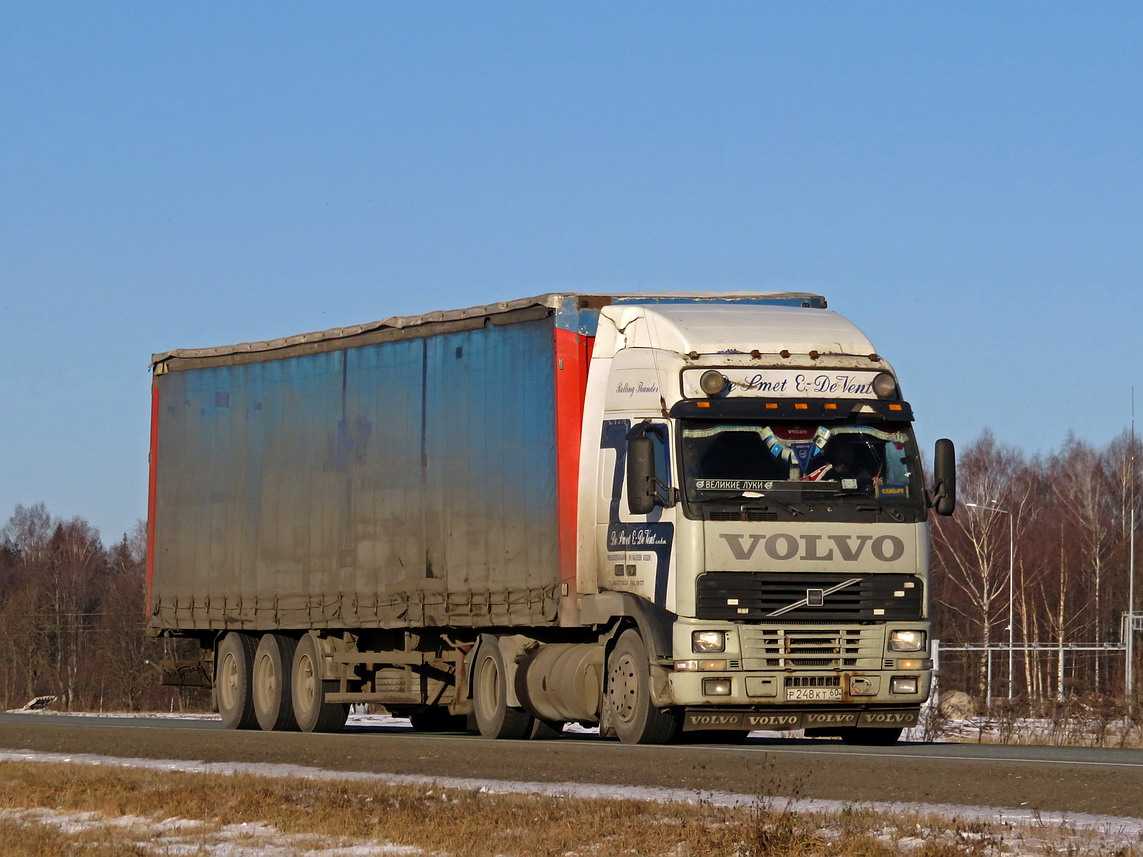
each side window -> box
[882,440,910,486]
[646,423,671,505]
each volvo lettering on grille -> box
[718,532,906,563]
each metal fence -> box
[934,612,1143,705]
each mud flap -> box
[857,708,919,728]
[649,663,674,708]
[469,634,535,709]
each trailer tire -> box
[253,634,299,732]
[473,636,534,739]
[606,629,678,745]
[290,634,348,733]
[216,632,258,730]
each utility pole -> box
[1129,389,1137,701]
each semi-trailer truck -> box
[148,292,956,744]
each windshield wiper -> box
[740,491,802,516]
[824,493,907,521]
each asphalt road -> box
[2,713,1141,818]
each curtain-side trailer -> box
[148,292,956,744]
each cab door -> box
[597,420,676,609]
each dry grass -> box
[0,760,1138,857]
[921,696,1143,749]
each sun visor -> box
[669,398,914,422]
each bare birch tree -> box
[931,430,1036,699]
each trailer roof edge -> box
[150,291,826,367]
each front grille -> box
[708,510,779,522]
[697,572,923,622]
[740,626,885,670]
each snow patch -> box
[2,747,1141,839]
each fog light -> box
[692,630,726,653]
[890,676,919,694]
[702,677,732,696]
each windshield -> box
[680,419,922,513]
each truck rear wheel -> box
[216,632,258,730]
[606,629,678,745]
[290,634,348,733]
[253,633,299,732]
[473,636,534,739]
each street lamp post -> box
[966,503,1015,700]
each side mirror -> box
[626,435,657,516]
[931,438,956,516]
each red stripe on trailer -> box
[554,327,593,626]
[145,376,160,620]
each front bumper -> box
[681,704,920,732]
[668,666,932,708]
[664,619,932,728]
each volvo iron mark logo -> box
[768,578,862,617]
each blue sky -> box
[2,3,1141,544]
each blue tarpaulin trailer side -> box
[149,310,568,632]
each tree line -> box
[932,429,1142,703]
[0,504,190,712]
[1,427,1141,712]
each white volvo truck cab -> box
[576,299,955,744]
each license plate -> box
[786,687,842,701]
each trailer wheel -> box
[253,634,299,732]
[216,632,258,730]
[606,629,678,745]
[473,636,534,739]
[290,634,348,733]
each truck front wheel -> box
[606,629,678,745]
[290,634,348,733]
[216,632,258,730]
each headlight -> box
[692,630,726,653]
[888,630,926,652]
